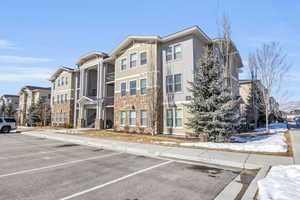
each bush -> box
[124,125,130,133]
[65,123,73,129]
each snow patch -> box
[258,165,300,200]
[154,141,178,145]
[255,123,288,133]
[180,132,287,152]
[53,128,94,134]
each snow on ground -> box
[154,141,177,145]
[258,165,300,200]
[179,132,288,152]
[255,123,288,133]
[17,126,31,129]
[54,128,95,134]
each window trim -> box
[129,80,137,96]
[166,46,173,61]
[140,52,147,65]
[140,110,147,127]
[166,74,182,93]
[166,75,174,93]
[140,78,147,96]
[130,53,137,68]
[174,74,182,93]
[120,111,126,126]
[120,82,127,97]
[120,58,127,72]
[166,108,183,128]
[129,110,136,127]
[174,44,182,60]
[175,108,183,128]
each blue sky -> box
[0,0,299,103]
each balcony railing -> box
[105,72,115,83]
[103,96,114,106]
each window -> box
[121,58,127,71]
[0,118,2,123]
[120,111,126,126]
[140,79,147,95]
[166,47,172,61]
[166,75,173,93]
[166,109,173,127]
[175,109,183,127]
[60,94,64,104]
[57,80,60,87]
[4,118,16,123]
[57,95,60,104]
[140,52,147,65]
[129,111,136,126]
[121,82,126,97]
[65,77,68,85]
[61,77,64,86]
[140,110,147,127]
[64,94,68,102]
[53,83,55,90]
[130,80,137,96]
[174,44,182,59]
[174,74,182,92]
[130,53,137,68]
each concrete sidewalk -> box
[290,129,300,164]
[22,130,294,170]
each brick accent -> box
[51,100,74,127]
[95,119,104,129]
[77,119,85,128]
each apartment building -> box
[0,95,19,117]
[18,86,51,125]
[74,52,115,129]
[69,26,243,136]
[49,67,77,127]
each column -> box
[95,60,104,129]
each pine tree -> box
[186,46,240,142]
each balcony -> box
[103,96,114,106]
[105,72,115,83]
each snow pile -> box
[255,123,288,133]
[54,128,94,134]
[180,132,287,152]
[154,141,177,145]
[258,165,300,200]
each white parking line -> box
[60,160,174,200]
[0,152,122,178]
[0,147,85,160]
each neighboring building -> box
[18,86,51,125]
[49,67,77,127]
[239,80,265,126]
[0,95,19,117]
[72,26,243,136]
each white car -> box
[0,117,16,133]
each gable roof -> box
[76,51,108,66]
[2,94,19,98]
[110,26,211,58]
[19,85,51,95]
[49,66,75,81]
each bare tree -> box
[251,42,290,131]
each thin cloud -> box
[0,67,53,82]
[0,40,17,49]
[0,55,52,63]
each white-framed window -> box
[130,80,137,96]
[175,108,183,127]
[140,110,147,127]
[57,95,60,104]
[60,94,64,104]
[121,82,126,97]
[166,109,173,127]
[65,77,68,85]
[166,75,174,93]
[129,110,136,126]
[64,94,68,102]
[166,74,182,93]
[121,58,126,71]
[140,79,147,95]
[166,46,172,61]
[174,74,182,92]
[120,111,126,126]
[174,44,182,60]
[140,52,147,65]
[61,77,64,86]
[166,108,183,128]
[57,79,60,87]
[130,53,137,68]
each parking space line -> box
[0,147,86,160]
[60,160,174,200]
[0,152,122,178]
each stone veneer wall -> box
[51,100,74,127]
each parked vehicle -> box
[0,117,16,133]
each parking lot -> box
[0,133,252,200]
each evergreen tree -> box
[0,102,6,116]
[186,46,240,142]
[27,103,39,126]
[34,98,51,126]
[4,103,13,117]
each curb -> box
[240,166,270,200]
[22,131,261,170]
